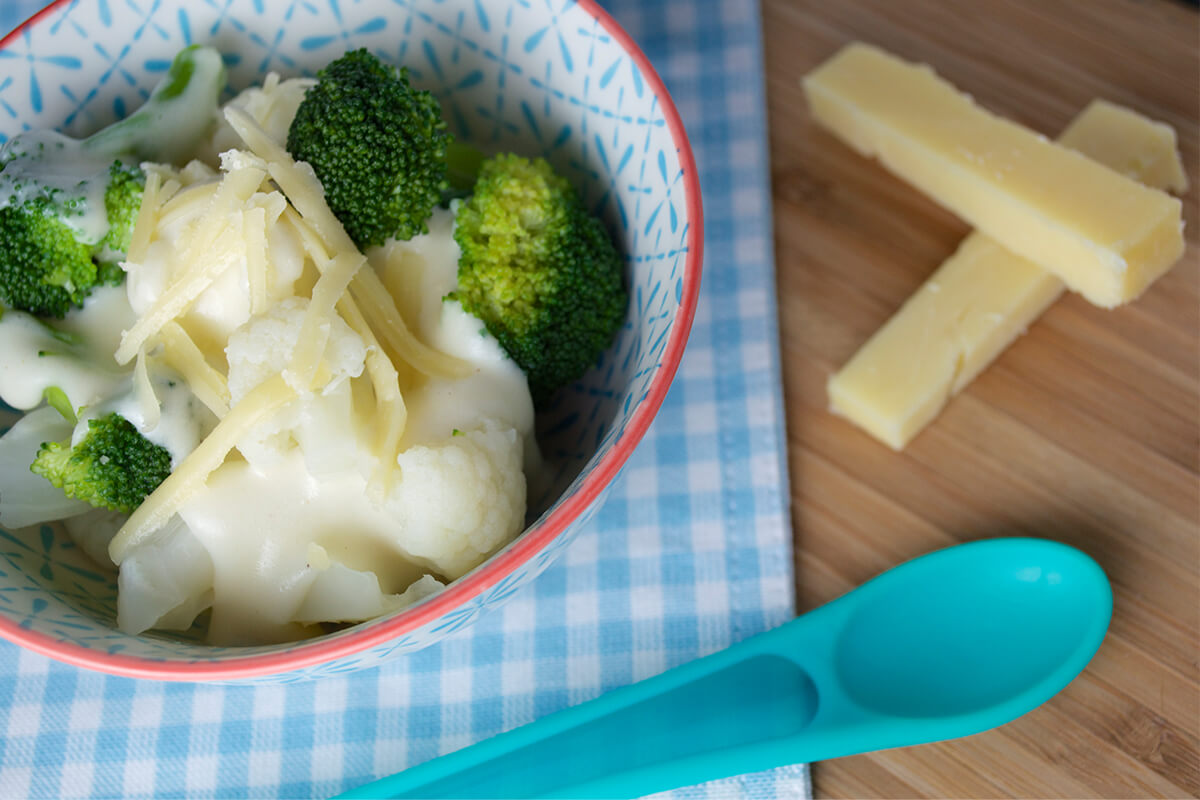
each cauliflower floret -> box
[226,297,367,470]
[226,296,366,400]
[385,420,525,580]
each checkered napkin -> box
[0,1,807,797]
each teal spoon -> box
[339,537,1111,799]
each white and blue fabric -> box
[0,0,805,797]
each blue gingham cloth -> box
[0,1,805,797]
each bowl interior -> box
[0,0,694,671]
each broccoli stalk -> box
[42,386,77,423]
[286,48,451,248]
[0,45,225,318]
[31,412,172,514]
[451,154,627,405]
[81,44,227,165]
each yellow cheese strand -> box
[283,205,331,264]
[155,181,219,230]
[244,205,270,316]
[223,107,359,254]
[156,321,231,418]
[337,295,406,492]
[125,169,161,265]
[287,249,366,391]
[349,268,474,380]
[132,348,160,433]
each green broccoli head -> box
[0,198,99,318]
[452,154,627,405]
[286,48,451,248]
[100,160,145,256]
[30,412,171,514]
[0,158,143,317]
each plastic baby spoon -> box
[339,537,1111,799]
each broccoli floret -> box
[286,49,451,248]
[31,412,171,514]
[0,197,100,317]
[101,160,145,256]
[0,45,224,318]
[452,154,626,405]
[0,158,143,317]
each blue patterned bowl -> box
[0,0,701,681]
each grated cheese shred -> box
[178,166,266,266]
[350,269,474,379]
[244,205,269,316]
[283,206,330,265]
[223,107,360,255]
[132,348,161,433]
[156,322,231,418]
[338,295,407,492]
[155,181,219,230]
[126,169,162,264]
[288,250,366,391]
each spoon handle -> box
[337,538,1111,799]
[336,615,837,799]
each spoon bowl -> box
[339,538,1112,799]
[834,540,1110,719]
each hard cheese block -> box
[828,100,1187,450]
[1058,100,1188,196]
[803,43,1185,308]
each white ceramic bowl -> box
[0,0,701,681]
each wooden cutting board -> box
[762,0,1199,796]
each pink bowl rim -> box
[0,0,704,681]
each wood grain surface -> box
[761,0,1200,796]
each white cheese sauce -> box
[178,452,430,645]
[146,208,538,644]
[0,130,119,244]
[56,283,139,366]
[0,285,209,464]
[0,306,127,411]
[376,207,534,448]
[77,367,215,468]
